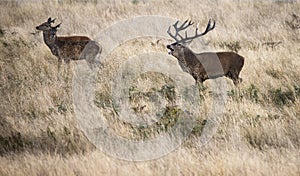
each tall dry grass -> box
[0,0,300,175]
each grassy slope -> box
[0,0,300,175]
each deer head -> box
[36,18,61,56]
[36,17,56,31]
[167,19,216,57]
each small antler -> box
[167,19,216,45]
[54,23,61,29]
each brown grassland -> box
[0,0,300,175]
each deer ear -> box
[55,23,61,29]
[48,17,56,24]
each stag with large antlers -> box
[36,17,101,72]
[167,19,244,85]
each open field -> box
[0,0,300,175]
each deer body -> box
[167,43,244,84]
[36,18,100,71]
[167,19,244,85]
[53,35,99,63]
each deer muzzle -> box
[167,45,174,55]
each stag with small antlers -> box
[36,17,101,72]
[167,19,244,85]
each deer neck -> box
[42,31,59,57]
[184,48,198,63]
[176,48,197,73]
[178,48,196,65]
[173,49,188,73]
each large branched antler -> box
[167,19,194,43]
[167,19,216,45]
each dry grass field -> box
[0,0,300,175]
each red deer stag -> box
[167,19,244,85]
[36,17,101,71]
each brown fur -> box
[54,36,99,63]
[167,43,244,85]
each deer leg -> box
[64,59,72,80]
[231,71,242,86]
[230,74,238,85]
[57,58,63,81]
[225,71,232,78]
[233,77,243,85]
[235,69,244,85]
[57,58,62,72]
[238,77,243,83]
[196,81,205,89]
[233,79,239,85]
[236,69,243,84]
[195,77,205,87]
[226,70,238,85]
[65,59,71,65]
